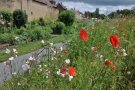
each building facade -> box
[0,0,59,21]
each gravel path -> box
[0,42,66,85]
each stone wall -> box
[0,0,59,21]
[0,42,65,85]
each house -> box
[75,11,84,20]
[84,11,91,19]
[0,0,59,21]
[56,3,67,13]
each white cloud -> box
[60,1,134,14]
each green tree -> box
[13,9,27,28]
[95,8,99,17]
[58,10,75,26]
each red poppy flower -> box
[69,67,76,76]
[64,50,68,54]
[104,60,113,66]
[80,29,88,42]
[110,35,120,48]
[111,65,116,70]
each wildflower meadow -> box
[0,18,135,90]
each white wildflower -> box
[22,64,30,71]
[15,55,18,57]
[26,60,29,64]
[13,48,18,54]
[65,59,70,64]
[61,74,65,77]
[37,65,42,68]
[122,49,126,52]
[17,83,21,86]
[50,43,53,46]
[5,48,10,54]
[69,75,73,81]
[60,47,63,51]
[56,69,60,75]
[123,52,127,56]
[41,40,45,44]
[127,71,131,75]
[91,47,95,51]
[29,56,35,61]
[12,72,17,75]
[15,36,19,40]
[44,65,47,67]
[1,21,4,25]
[13,48,17,53]
[100,55,103,58]
[29,56,33,60]
[46,76,48,79]
[53,50,56,55]
[40,69,42,72]
[100,55,103,60]
[9,57,14,61]
[51,57,54,60]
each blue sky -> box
[56,0,135,14]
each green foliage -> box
[0,19,135,90]
[108,9,135,18]
[0,33,14,44]
[0,10,12,23]
[52,22,65,34]
[38,17,45,26]
[13,9,27,28]
[25,26,51,41]
[58,10,75,26]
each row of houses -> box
[0,0,68,21]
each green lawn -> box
[0,35,71,62]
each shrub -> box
[38,18,45,26]
[52,22,65,34]
[64,26,75,34]
[42,26,52,38]
[0,10,12,22]
[13,9,27,28]
[13,28,24,35]
[18,26,51,42]
[45,19,56,29]
[58,10,75,26]
[0,10,12,26]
